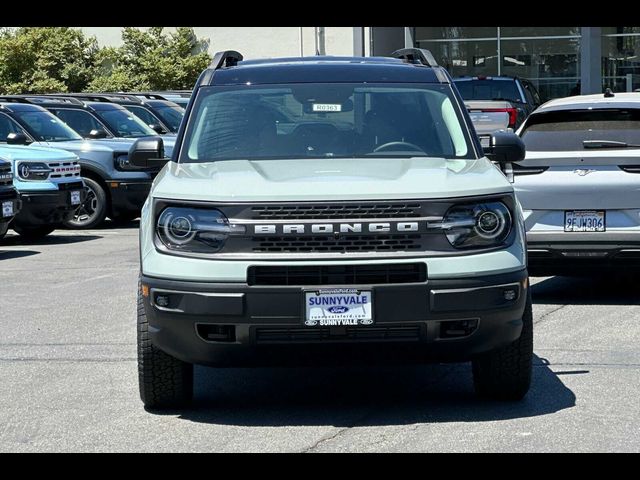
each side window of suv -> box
[51,109,108,138]
[126,106,161,127]
[0,112,29,142]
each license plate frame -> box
[564,210,606,232]
[70,190,81,206]
[304,288,373,327]
[2,200,14,218]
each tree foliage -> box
[0,27,98,94]
[0,27,212,94]
[88,27,211,92]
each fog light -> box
[503,289,517,301]
[156,295,170,307]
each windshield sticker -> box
[312,103,342,112]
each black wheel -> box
[63,177,107,229]
[12,224,56,240]
[137,281,193,409]
[0,222,8,240]
[472,292,533,400]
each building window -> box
[602,27,640,93]
[415,27,581,101]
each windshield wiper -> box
[583,140,640,149]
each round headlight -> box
[20,164,30,179]
[476,211,500,235]
[162,212,196,245]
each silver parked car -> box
[514,91,640,275]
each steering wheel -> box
[373,141,425,153]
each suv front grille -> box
[251,234,423,253]
[47,160,81,179]
[251,203,421,220]
[0,165,12,187]
[247,263,426,286]
[255,325,422,343]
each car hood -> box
[0,144,78,162]
[151,157,513,202]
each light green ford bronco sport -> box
[134,49,532,408]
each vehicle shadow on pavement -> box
[1,233,102,246]
[0,249,40,260]
[167,354,575,427]
[532,275,640,306]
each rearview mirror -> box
[149,124,167,134]
[6,132,30,145]
[128,136,169,168]
[88,129,108,139]
[483,130,525,163]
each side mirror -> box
[483,130,525,163]
[88,129,108,139]
[128,136,169,168]
[7,132,30,145]
[149,124,167,135]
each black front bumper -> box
[108,180,152,217]
[140,269,529,367]
[0,189,21,226]
[14,188,83,227]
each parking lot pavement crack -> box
[533,304,568,326]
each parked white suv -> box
[515,91,640,275]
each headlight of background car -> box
[17,162,51,180]
[156,206,245,253]
[114,154,134,171]
[443,202,512,248]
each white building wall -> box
[79,27,355,59]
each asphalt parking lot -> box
[1,223,639,452]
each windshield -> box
[521,109,640,151]
[454,79,522,104]
[154,105,184,132]
[98,107,157,138]
[182,83,473,162]
[12,110,82,142]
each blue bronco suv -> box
[0,100,172,228]
[0,144,85,239]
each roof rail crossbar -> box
[0,96,32,104]
[210,50,243,70]
[32,95,86,105]
[390,48,439,68]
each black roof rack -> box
[0,95,31,104]
[390,48,438,68]
[49,93,144,104]
[197,50,244,87]
[211,50,243,70]
[24,95,86,106]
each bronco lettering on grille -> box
[253,222,422,235]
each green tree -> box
[0,27,98,94]
[88,27,211,92]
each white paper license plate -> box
[2,201,13,218]
[304,289,373,327]
[564,210,605,232]
[70,190,81,206]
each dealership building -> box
[84,27,640,101]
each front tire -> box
[137,281,193,409]
[12,224,56,240]
[64,177,107,229]
[472,292,533,400]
